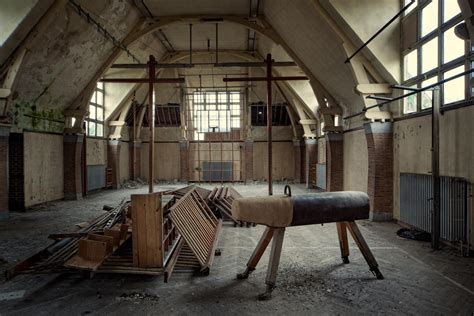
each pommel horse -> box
[232,186,384,300]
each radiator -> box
[400,173,469,242]
[202,161,232,182]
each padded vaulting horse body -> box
[233,190,384,300]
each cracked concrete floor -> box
[0,184,473,315]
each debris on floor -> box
[396,228,431,242]
[122,178,146,189]
[116,292,160,303]
[5,185,249,283]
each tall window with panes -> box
[402,0,472,114]
[87,82,105,137]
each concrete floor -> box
[0,184,473,315]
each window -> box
[250,103,291,126]
[421,76,438,109]
[421,37,438,73]
[191,91,241,140]
[401,0,470,113]
[87,82,104,137]
[404,49,418,80]
[404,0,418,15]
[443,23,464,63]
[421,0,438,37]
[443,65,465,104]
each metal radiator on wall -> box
[400,173,470,243]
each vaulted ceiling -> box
[1,0,401,132]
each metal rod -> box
[224,76,308,82]
[391,85,422,92]
[431,88,441,250]
[365,95,394,101]
[148,55,156,193]
[266,53,273,196]
[100,78,185,83]
[343,68,474,119]
[345,0,415,63]
[215,23,219,64]
[189,24,193,66]
[110,61,297,69]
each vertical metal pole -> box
[148,55,156,193]
[266,53,273,196]
[189,24,193,66]
[215,23,219,64]
[431,87,440,249]
[132,94,137,180]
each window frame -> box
[86,82,105,138]
[401,0,471,114]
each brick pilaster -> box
[0,126,10,219]
[293,139,303,183]
[179,140,189,183]
[244,139,254,182]
[130,141,141,180]
[107,140,121,189]
[305,138,318,188]
[8,133,24,211]
[325,133,343,192]
[64,134,83,200]
[365,122,393,221]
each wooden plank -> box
[131,192,164,268]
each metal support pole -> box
[148,55,156,193]
[189,24,193,66]
[266,53,273,196]
[431,88,441,249]
[215,23,219,64]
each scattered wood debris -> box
[5,185,249,282]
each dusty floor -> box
[0,184,473,315]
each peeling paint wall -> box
[12,0,141,114]
[343,129,368,192]
[86,138,106,166]
[24,132,63,207]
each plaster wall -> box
[253,142,295,181]
[119,142,130,185]
[23,132,63,207]
[328,0,401,82]
[140,143,181,181]
[251,126,294,141]
[343,129,368,192]
[86,138,106,166]
[393,107,474,246]
[318,137,326,163]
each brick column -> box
[9,133,25,211]
[130,141,141,180]
[0,126,10,219]
[244,139,254,182]
[293,139,303,183]
[305,138,318,188]
[325,133,343,192]
[179,140,189,183]
[107,140,121,189]
[365,122,394,221]
[64,134,83,200]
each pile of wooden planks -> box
[5,201,130,279]
[169,188,222,274]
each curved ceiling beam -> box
[66,14,342,133]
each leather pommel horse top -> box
[232,191,370,228]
